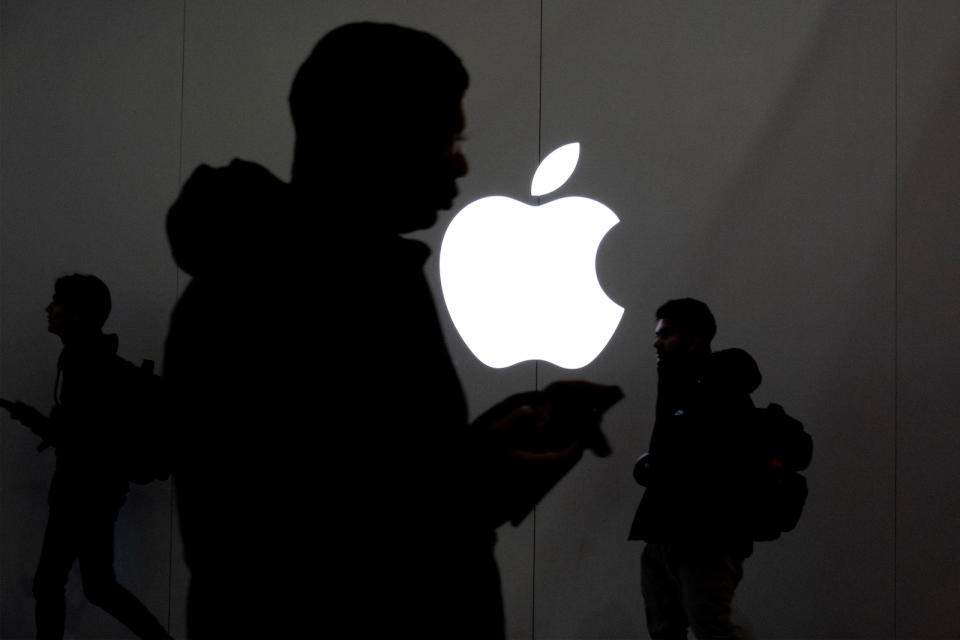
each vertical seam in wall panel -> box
[532,3,544,637]
[893,0,900,637]
[168,0,188,633]
[0,3,6,635]
[177,0,187,297]
[0,5,5,635]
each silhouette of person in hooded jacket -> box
[629,298,759,640]
[164,22,619,640]
[1,274,172,640]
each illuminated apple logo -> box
[439,142,624,369]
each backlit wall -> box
[2,2,959,638]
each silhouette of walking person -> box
[1,274,172,640]
[164,22,619,639]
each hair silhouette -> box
[53,274,112,330]
[656,297,717,344]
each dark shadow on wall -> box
[689,3,871,287]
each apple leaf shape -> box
[531,142,580,197]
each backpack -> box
[111,357,172,484]
[746,403,812,541]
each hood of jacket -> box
[167,159,289,278]
[709,347,762,396]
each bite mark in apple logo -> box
[439,142,624,369]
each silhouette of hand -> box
[538,380,622,457]
[472,382,621,527]
[510,406,585,464]
[478,381,622,463]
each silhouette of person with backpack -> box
[0,274,172,640]
[164,22,620,639]
[628,298,760,640]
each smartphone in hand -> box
[0,398,48,431]
[473,382,623,458]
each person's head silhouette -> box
[288,22,469,232]
[46,274,111,343]
[654,298,715,371]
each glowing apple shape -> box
[439,142,624,369]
